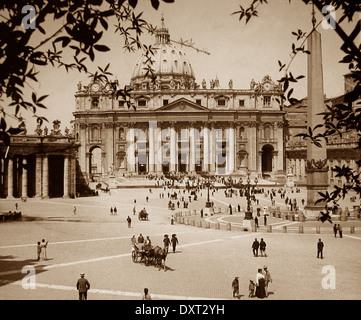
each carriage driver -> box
[144,236,152,250]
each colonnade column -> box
[63,156,69,198]
[35,155,42,198]
[42,155,49,198]
[7,158,14,199]
[21,158,27,198]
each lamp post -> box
[201,172,215,215]
[238,170,258,220]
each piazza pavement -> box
[0,179,361,300]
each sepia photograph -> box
[0,0,360,309]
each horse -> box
[153,245,167,271]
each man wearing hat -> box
[231,276,240,299]
[263,266,272,298]
[76,272,91,300]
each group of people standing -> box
[36,239,48,261]
[333,224,343,238]
[232,266,272,299]
[252,238,267,257]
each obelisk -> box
[304,26,329,219]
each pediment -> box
[156,98,209,112]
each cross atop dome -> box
[155,15,170,44]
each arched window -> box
[118,128,125,140]
[239,127,245,139]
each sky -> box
[11,0,358,132]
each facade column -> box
[35,154,42,198]
[210,124,216,173]
[189,123,196,173]
[202,124,210,172]
[42,155,49,198]
[148,121,155,173]
[7,158,14,199]
[63,156,69,198]
[229,125,235,174]
[156,123,163,173]
[127,125,136,173]
[170,123,177,172]
[21,158,27,198]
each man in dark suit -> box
[76,272,90,300]
[252,238,259,257]
[317,239,324,259]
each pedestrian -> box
[171,234,179,253]
[131,234,137,246]
[36,241,41,261]
[133,206,136,215]
[231,277,240,299]
[110,207,113,215]
[333,224,338,238]
[170,215,174,225]
[163,234,170,253]
[76,272,90,300]
[254,216,259,228]
[127,216,132,228]
[255,268,266,298]
[338,224,343,238]
[252,238,259,257]
[138,233,144,243]
[317,238,324,259]
[73,206,77,215]
[146,196,149,202]
[114,207,117,215]
[40,239,48,261]
[15,203,18,211]
[142,288,151,300]
[263,265,272,297]
[248,280,255,298]
[264,215,267,226]
[259,238,267,257]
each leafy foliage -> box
[234,0,361,207]
[0,0,174,145]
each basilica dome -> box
[130,18,196,89]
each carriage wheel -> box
[132,251,138,263]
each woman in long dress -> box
[255,268,266,298]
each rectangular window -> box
[163,99,169,106]
[91,97,99,109]
[196,99,202,105]
[217,99,226,107]
[264,96,271,107]
[118,100,125,108]
[137,100,147,107]
[239,99,245,107]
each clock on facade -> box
[91,83,100,92]
[105,83,113,92]
[263,82,272,91]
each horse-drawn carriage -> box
[131,243,167,270]
[138,209,148,220]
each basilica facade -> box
[73,19,286,180]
